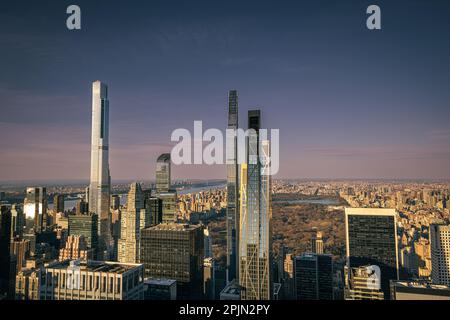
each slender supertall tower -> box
[239,110,272,300]
[226,90,239,283]
[89,81,111,259]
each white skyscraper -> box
[89,81,111,258]
[430,223,450,286]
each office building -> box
[345,208,399,299]
[159,191,177,223]
[88,81,112,258]
[11,204,24,238]
[146,197,162,226]
[239,110,272,300]
[10,238,30,273]
[111,195,120,210]
[430,223,450,286]
[75,199,88,216]
[53,194,65,213]
[143,278,177,300]
[344,265,384,300]
[204,257,215,299]
[24,187,48,233]
[68,213,98,254]
[140,223,204,299]
[156,153,171,193]
[0,205,14,298]
[220,279,241,300]
[39,260,144,300]
[226,90,239,283]
[294,253,333,300]
[390,280,450,300]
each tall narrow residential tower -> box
[226,90,239,283]
[239,110,272,300]
[89,81,111,258]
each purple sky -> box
[1,0,450,182]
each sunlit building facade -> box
[239,110,272,300]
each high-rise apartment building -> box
[311,228,324,254]
[118,183,148,263]
[239,110,272,300]
[226,90,239,283]
[24,187,48,233]
[88,81,111,258]
[294,253,333,300]
[59,235,94,261]
[345,208,399,299]
[140,223,204,299]
[430,223,450,286]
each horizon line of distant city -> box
[1,177,450,187]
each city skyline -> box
[1,0,450,181]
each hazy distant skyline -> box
[1,0,450,181]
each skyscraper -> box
[140,223,204,300]
[345,208,399,299]
[53,194,65,213]
[0,205,14,299]
[311,228,324,254]
[430,223,450,286]
[11,204,24,238]
[68,213,98,255]
[239,110,272,300]
[226,90,239,283]
[155,153,177,223]
[88,81,111,258]
[156,153,171,193]
[294,253,333,300]
[118,183,146,263]
[146,197,163,226]
[24,187,48,233]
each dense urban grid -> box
[1,84,450,300]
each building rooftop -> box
[144,278,176,286]
[392,280,450,291]
[146,223,202,232]
[46,260,142,274]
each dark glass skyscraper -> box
[226,90,239,283]
[68,213,99,255]
[294,253,333,300]
[140,223,204,300]
[239,110,272,300]
[345,208,399,299]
